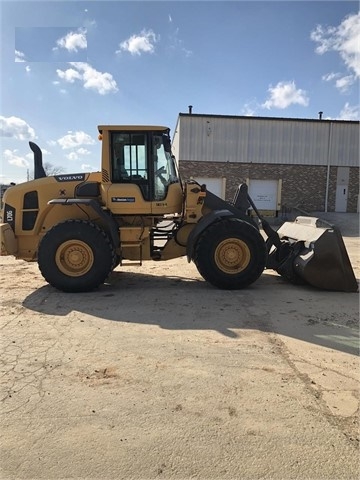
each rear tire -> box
[38,220,116,292]
[193,218,267,289]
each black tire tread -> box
[38,219,116,292]
[193,218,267,290]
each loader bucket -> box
[272,216,358,292]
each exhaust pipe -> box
[29,142,46,179]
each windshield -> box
[153,134,179,200]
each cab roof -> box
[98,125,169,133]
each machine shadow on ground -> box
[23,268,359,357]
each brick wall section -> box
[348,168,360,212]
[179,161,359,213]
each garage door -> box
[194,177,225,199]
[248,179,278,210]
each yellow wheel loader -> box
[0,125,357,293]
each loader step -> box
[120,242,142,266]
[120,261,142,267]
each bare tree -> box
[29,162,65,180]
[43,162,65,176]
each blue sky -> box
[1,0,359,184]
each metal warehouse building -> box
[172,112,359,215]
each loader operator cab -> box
[110,128,179,202]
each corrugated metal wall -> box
[174,114,359,167]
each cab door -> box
[106,131,152,215]
[104,129,182,216]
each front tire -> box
[38,220,116,292]
[193,218,267,289]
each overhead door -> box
[248,179,280,213]
[194,177,225,199]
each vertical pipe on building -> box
[187,106,193,162]
[221,176,226,200]
[324,121,333,213]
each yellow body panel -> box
[0,223,17,255]
[1,173,102,259]
[150,183,184,215]
[160,238,187,260]
[103,183,151,215]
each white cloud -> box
[15,50,26,62]
[76,148,91,155]
[241,100,258,116]
[56,67,82,83]
[55,28,87,52]
[242,106,256,116]
[0,116,36,140]
[116,29,159,55]
[15,51,31,72]
[77,63,118,94]
[56,62,118,95]
[335,74,355,93]
[4,149,30,168]
[322,72,340,82]
[81,164,98,172]
[66,152,79,161]
[311,12,360,78]
[56,131,95,150]
[338,102,359,120]
[65,147,91,160]
[262,81,309,109]
[322,71,356,93]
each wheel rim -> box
[55,240,94,277]
[214,238,251,274]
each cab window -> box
[111,132,149,199]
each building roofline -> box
[178,112,360,125]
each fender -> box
[48,198,119,248]
[186,209,256,262]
